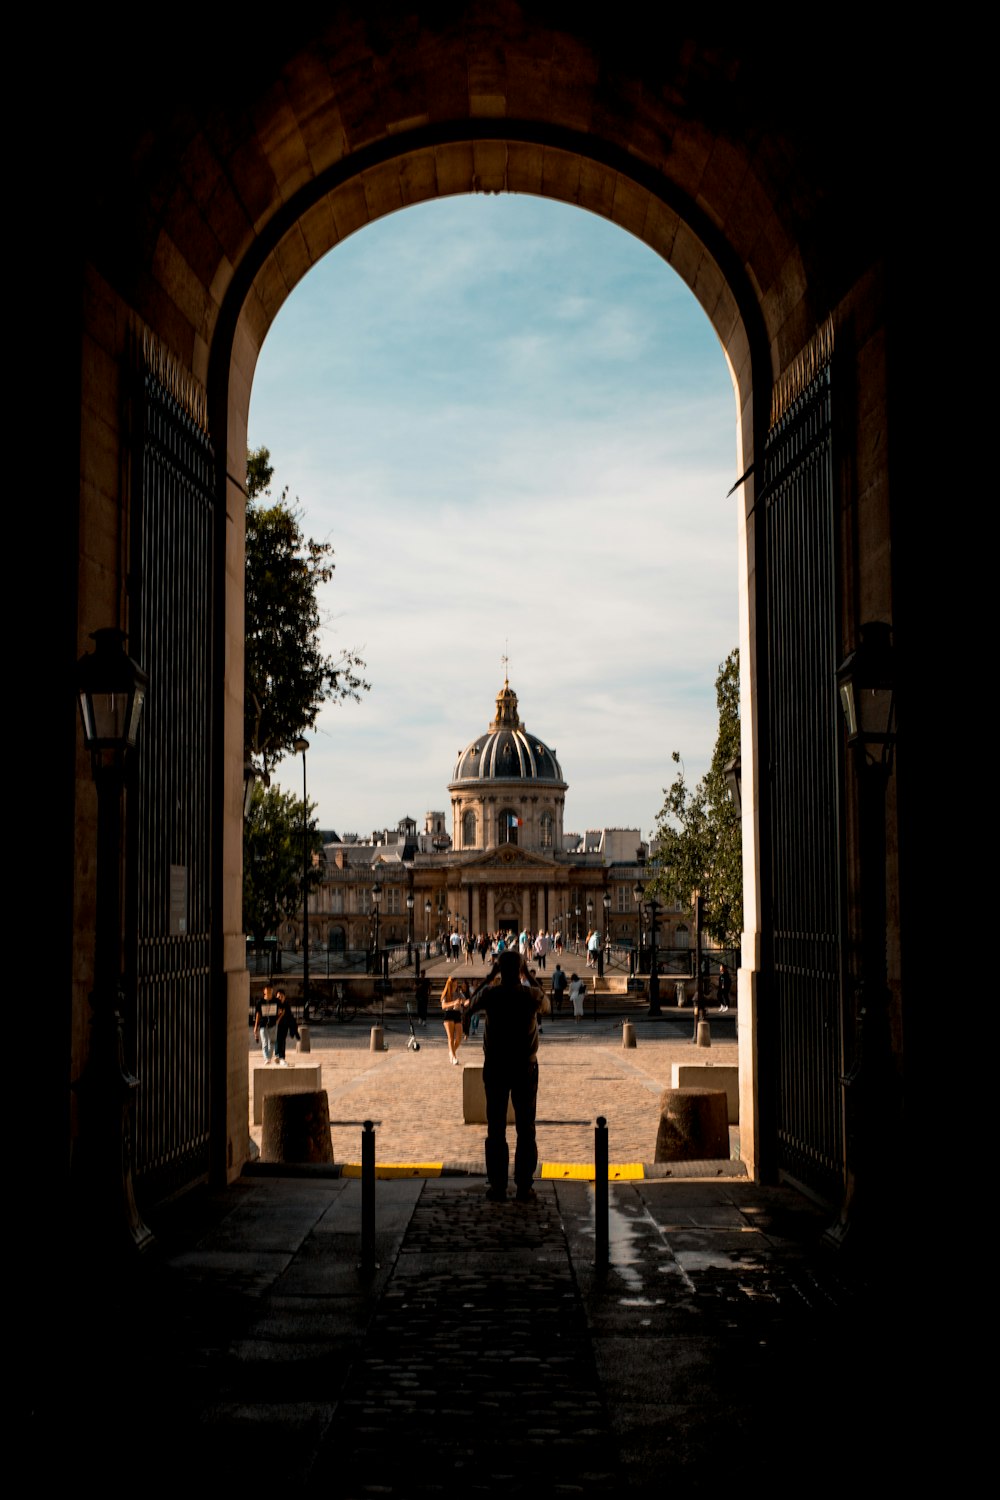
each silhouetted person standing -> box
[469,950,543,1202]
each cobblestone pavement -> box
[45,1012,909,1490]
[319,1183,618,1496]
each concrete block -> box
[261,1089,334,1165]
[655,1088,729,1162]
[462,1066,515,1125]
[252,1062,323,1124]
[671,1063,739,1122]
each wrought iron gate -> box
[127,340,214,1201]
[761,348,845,1203]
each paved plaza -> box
[45,1005,912,1492]
[250,1010,741,1174]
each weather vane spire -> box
[501,640,510,686]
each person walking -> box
[440,974,469,1064]
[253,982,276,1063]
[550,963,568,1015]
[415,974,430,1026]
[717,962,732,1012]
[273,988,299,1065]
[468,950,543,1202]
[569,973,587,1022]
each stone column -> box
[486,887,495,932]
[522,887,531,931]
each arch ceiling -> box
[71,11,887,411]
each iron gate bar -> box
[127,363,214,1202]
[761,362,845,1204]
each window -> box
[499,809,519,846]
[540,812,553,849]
[463,810,477,847]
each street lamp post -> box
[692,889,706,1040]
[645,897,662,1016]
[406,890,415,966]
[74,628,153,1256]
[424,898,432,958]
[371,878,382,975]
[633,880,643,979]
[293,737,310,1021]
[601,891,611,978]
[830,622,898,1250]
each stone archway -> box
[212,128,770,1178]
[69,15,896,1204]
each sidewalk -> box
[45,1022,913,1492]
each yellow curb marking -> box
[541,1162,645,1181]
[341,1163,443,1179]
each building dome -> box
[452,680,563,784]
[449,681,567,853]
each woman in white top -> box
[569,973,587,1022]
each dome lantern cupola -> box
[449,680,567,852]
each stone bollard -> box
[298,1024,311,1054]
[370,1026,384,1052]
[261,1089,334,1164]
[654,1088,729,1162]
[696,1019,711,1047]
[622,1020,637,1049]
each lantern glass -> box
[76,628,148,756]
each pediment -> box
[473,845,560,872]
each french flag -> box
[508,814,523,827]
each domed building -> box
[449,678,567,853]
[312,679,658,952]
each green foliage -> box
[245,446,369,773]
[648,649,742,949]
[243,784,324,944]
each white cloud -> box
[251,195,738,837]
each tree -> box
[649,649,742,949]
[243,784,324,945]
[245,446,369,775]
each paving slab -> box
[40,1022,916,1490]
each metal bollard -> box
[595,1116,609,1272]
[361,1119,376,1274]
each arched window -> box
[327,926,346,953]
[675,923,690,950]
[462,810,477,847]
[539,812,553,849]
[499,809,519,846]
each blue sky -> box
[248,194,739,841]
